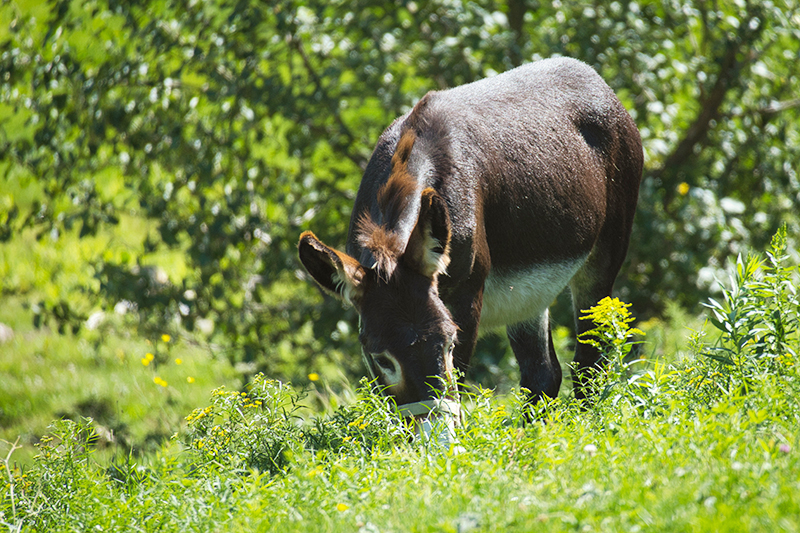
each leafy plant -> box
[579,297,644,363]
[182,376,307,476]
[577,297,647,406]
[8,418,108,531]
[699,225,799,397]
[181,375,411,477]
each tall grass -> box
[0,296,239,466]
[1,228,799,532]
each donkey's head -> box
[298,188,457,406]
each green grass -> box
[1,229,798,532]
[3,370,799,532]
[0,295,239,466]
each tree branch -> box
[737,98,800,118]
[655,41,739,179]
[651,1,765,211]
[506,0,527,67]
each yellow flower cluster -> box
[210,425,230,443]
[192,427,229,456]
[348,416,368,430]
[153,376,168,387]
[141,352,155,366]
[186,406,213,423]
[243,399,263,409]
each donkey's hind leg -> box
[507,310,562,402]
[569,246,628,400]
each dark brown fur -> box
[299,58,643,406]
[355,129,420,279]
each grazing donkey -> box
[299,57,642,408]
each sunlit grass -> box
[4,366,800,532]
[0,295,238,466]
[1,230,798,531]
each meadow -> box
[1,228,798,532]
[2,1,799,530]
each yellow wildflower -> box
[187,376,195,383]
[175,358,183,365]
[162,334,171,342]
[153,376,168,387]
[336,503,349,512]
[677,182,690,196]
[308,372,320,382]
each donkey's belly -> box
[479,258,586,330]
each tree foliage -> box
[1,0,798,380]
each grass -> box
[1,228,798,532]
[0,295,239,466]
[3,372,799,532]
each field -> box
[2,2,799,529]
[2,230,799,532]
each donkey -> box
[298,57,643,408]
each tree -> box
[1,0,798,381]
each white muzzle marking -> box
[398,398,461,447]
[373,352,403,387]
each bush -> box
[2,0,799,384]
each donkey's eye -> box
[374,355,394,371]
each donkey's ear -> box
[298,231,365,306]
[404,188,451,278]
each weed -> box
[576,296,655,411]
[696,225,799,403]
[182,376,306,476]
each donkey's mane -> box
[356,95,443,279]
[355,128,416,278]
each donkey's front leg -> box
[445,286,484,379]
[507,309,562,402]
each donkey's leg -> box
[569,249,625,400]
[508,309,562,402]
[449,289,483,377]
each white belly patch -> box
[479,258,587,330]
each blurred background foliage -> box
[1,0,799,385]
